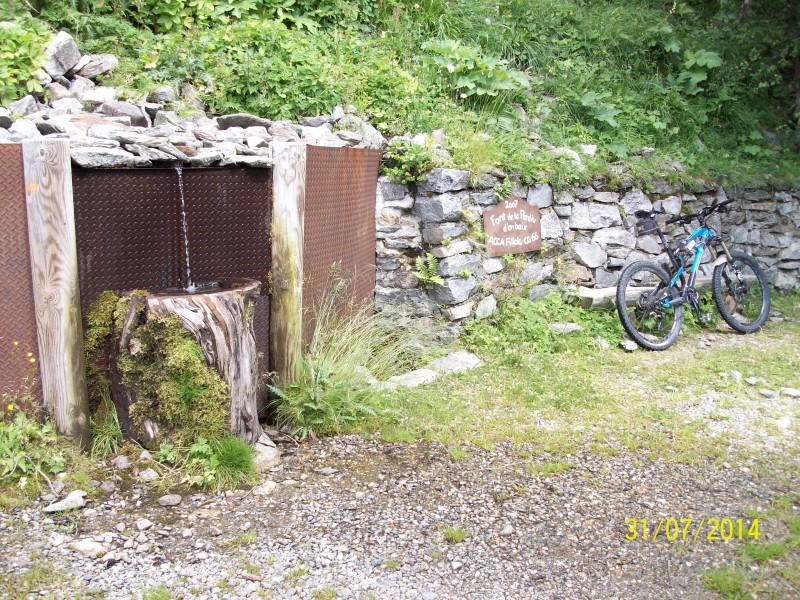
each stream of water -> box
[175,165,196,292]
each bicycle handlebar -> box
[636,198,735,228]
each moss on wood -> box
[83,291,229,446]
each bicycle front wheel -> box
[616,261,683,351]
[712,250,770,333]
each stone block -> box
[570,241,607,268]
[418,168,471,193]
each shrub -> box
[421,38,529,104]
[381,138,436,184]
[463,291,623,357]
[0,19,49,106]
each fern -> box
[413,253,445,289]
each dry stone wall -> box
[375,169,800,321]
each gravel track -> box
[2,433,797,600]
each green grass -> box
[352,292,800,469]
[443,526,470,543]
[701,567,753,600]
[527,461,574,477]
[740,542,787,562]
[141,585,172,600]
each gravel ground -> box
[1,431,797,600]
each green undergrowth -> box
[702,493,800,599]
[4,0,798,186]
[463,291,624,359]
[270,276,445,439]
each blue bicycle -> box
[616,198,771,350]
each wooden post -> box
[22,139,90,449]
[270,143,306,385]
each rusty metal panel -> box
[73,168,183,308]
[72,167,272,408]
[0,144,42,414]
[303,147,381,315]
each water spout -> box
[175,165,195,292]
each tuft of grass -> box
[142,585,172,600]
[311,588,338,600]
[740,542,787,562]
[90,391,123,460]
[701,567,753,600]
[270,275,443,439]
[527,461,574,477]
[447,446,470,461]
[443,526,471,543]
[285,565,308,587]
[384,558,402,571]
[220,529,257,549]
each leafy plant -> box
[412,253,444,289]
[493,177,513,203]
[156,435,257,490]
[421,38,529,103]
[463,291,623,358]
[381,138,436,184]
[0,409,68,486]
[443,526,470,543]
[0,19,49,106]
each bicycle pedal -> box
[700,313,713,323]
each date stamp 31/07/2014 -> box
[625,517,760,542]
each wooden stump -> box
[110,278,262,445]
[145,278,262,444]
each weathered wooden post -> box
[270,142,306,385]
[22,139,90,448]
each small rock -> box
[745,377,762,386]
[182,528,193,538]
[43,31,81,78]
[452,561,463,571]
[157,494,182,507]
[315,467,339,476]
[252,481,277,496]
[500,525,514,536]
[136,518,154,532]
[209,526,223,537]
[76,53,118,79]
[426,351,482,375]
[384,369,439,389]
[138,468,159,482]
[9,95,39,116]
[50,533,66,547]
[43,490,87,513]
[621,340,638,352]
[548,323,582,334]
[253,444,281,473]
[759,389,779,399]
[780,387,800,398]
[110,455,131,470]
[475,295,497,319]
[72,538,107,558]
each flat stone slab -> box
[426,351,483,374]
[384,368,439,389]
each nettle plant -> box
[421,39,529,102]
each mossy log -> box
[113,279,262,445]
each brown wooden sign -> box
[483,197,542,257]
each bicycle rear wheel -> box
[712,250,770,333]
[616,261,683,351]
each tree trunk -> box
[146,278,262,444]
